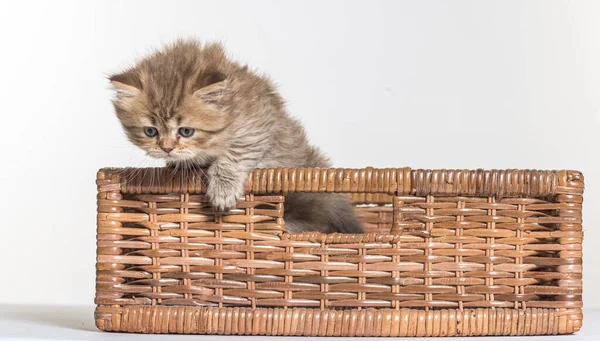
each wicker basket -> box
[95,167,583,337]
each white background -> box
[0,0,598,308]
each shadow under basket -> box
[95,167,584,337]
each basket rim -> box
[97,167,583,197]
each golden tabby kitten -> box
[109,39,363,233]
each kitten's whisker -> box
[186,159,197,184]
[149,167,155,193]
[168,161,179,183]
[192,162,205,187]
[118,157,149,185]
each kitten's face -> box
[110,74,230,163]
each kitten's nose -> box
[160,138,176,154]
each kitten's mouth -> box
[163,152,200,162]
[148,149,211,164]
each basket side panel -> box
[96,176,287,309]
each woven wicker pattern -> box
[95,167,583,336]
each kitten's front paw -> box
[206,177,243,211]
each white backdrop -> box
[0,0,598,307]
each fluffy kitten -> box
[109,39,363,234]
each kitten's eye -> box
[178,127,195,137]
[144,127,158,137]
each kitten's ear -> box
[193,72,227,104]
[109,72,141,99]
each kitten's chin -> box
[146,152,189,162]
[146,149,215,166]
[162,154,192,162]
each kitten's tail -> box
[328,194,364,234]
[282,192,364,234]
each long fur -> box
[109,39,363,234]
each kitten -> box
[109,39,363,234]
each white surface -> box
[0,305,595,341]
[0,0,598,306]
